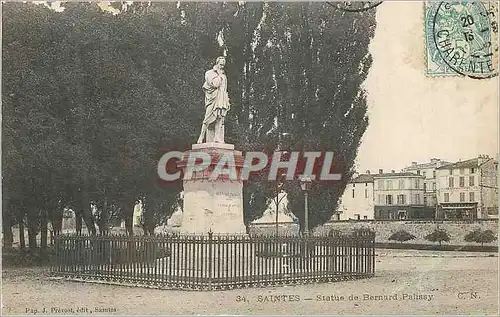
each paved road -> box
[2,250,498,315]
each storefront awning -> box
[441,205,476,210]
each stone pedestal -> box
[177,143,246,234]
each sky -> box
[358,1,499,173]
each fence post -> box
[372,232,376,275]
[208,230,213,291]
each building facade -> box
[436,155,498,219]
[404,158,451,209]
[373,170,434,219]
[337,172,375,220]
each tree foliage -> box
[2,2,377,251]
[464,229,497,247]
[388,230,416,244]
[425,228,451,246]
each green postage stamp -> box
[425,1,499,78]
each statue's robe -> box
[202,67,230,127]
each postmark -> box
[326,1,383,12]
[425,1,499,79]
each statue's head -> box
[216,56,226,69]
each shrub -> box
[329,229,346,237]
[464,229,498,248]
[350,227,375,238]
[388,230,416,244]
[425,228,451,246]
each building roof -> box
[436,158,482,170]
[405,160,452,170]
[350,174,374,183]
[373,172,422,178]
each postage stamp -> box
[425,1,499,78]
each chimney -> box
[431,158,439,163]
[478,154,490,165]
[391,170,395,173]
[366,170,370,174]
[378,169,383,174]
[412,161,417,166]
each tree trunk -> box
[81,190,97,235]
[101,196,109,236]
[2,208,14,249]
[18,213,26,250]
[76,211,83,235]
[51,207,63,244]
[27,210,38,250]
[40,210,48,249]
[27,205,40,250]
[121,198,136,236]
[142,198,155,236]
[125,216,133,236]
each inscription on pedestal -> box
[215,189,242,217]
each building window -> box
[365,188,368,198]
[449,177,454,188]
[449,169,453,175]
[422,171,426,178]
[460,192,465,202]
[424,197,428,206]
[471,168,475,174]
[423,183,427,191]
[378,180,384,190]
[459,177,465,187]
[444,193,450,202]
[386,195,393,205]
[469,176,475,186]
[417,170,420,175]
[399,179,405,189]
[460,168,465,174]
[363,216,368,220]
[378,195,384,205]
[398,210,407,219]
[352,189,355,198]
[397,194,406,205]
[433,182,436,191]
[416,194,420,204]
[365,182,368,186]
[415,179,419,189]
[355,214,360,220]
[387,180,393,190]
[469,192,475,202]
[433,170,436,178]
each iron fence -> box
[51,231,375,290]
